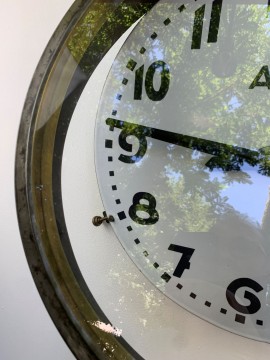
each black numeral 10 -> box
[134,60,170,101]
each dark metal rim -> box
[15,1,158,359]
[15,1,111,359]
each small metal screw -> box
[92,214,114,226]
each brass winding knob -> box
[92,212,114,226]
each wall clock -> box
[15,0,270,358]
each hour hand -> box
[106,118,270,176]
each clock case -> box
[15,1,158,359]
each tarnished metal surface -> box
[15,1,159,358]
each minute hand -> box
[106,118,269,173]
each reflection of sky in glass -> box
[228,95,242,113]
[166,152,270,224]
[149,41,164,62]
[165,166,181,182]
[211,166,270,224]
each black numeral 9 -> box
[118,127,147,163]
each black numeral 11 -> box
[192,0,223,49]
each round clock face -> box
[95,0,270,342]
[16,0,270,359]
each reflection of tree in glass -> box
[68,1,270,320]
[110,4,270,231]
[67,1,159,73]
[78,2,270,239]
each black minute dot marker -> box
[140,47,146,54]
[164,18,171,26]
[115,199,121,205]
[126,59,137,71]
[176,283,183,290]
[108,156,113,162]
[112,110,117,116]
[178,5,186,12]
[153,262,159,268]
[235,314,245,324]
[190,292,197,299]
[127,226,132,232]
[109,171,114,176]
[134,238,140,245]
[122,78,128,85]
[112,185,117,191]
[118,211,126,220]
[116,94,122,100]
[205,301,211,307]
[143,251,149,257]
[151,32,157,40]
[161,272,171,282]
[220,308,227,314]
[256,320,263,326]
[105,139,113,148]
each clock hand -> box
[106,118,270,175]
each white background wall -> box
[0,1,75,359]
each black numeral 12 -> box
[192,0,223,49]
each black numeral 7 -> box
[168,244,195,278]
[192,0,223,49]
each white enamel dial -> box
[94,0,270,343]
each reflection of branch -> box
[199,82,235,104]
[106,118,270,176]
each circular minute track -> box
[95,0,270,342]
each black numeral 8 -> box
[129,192,159,225]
